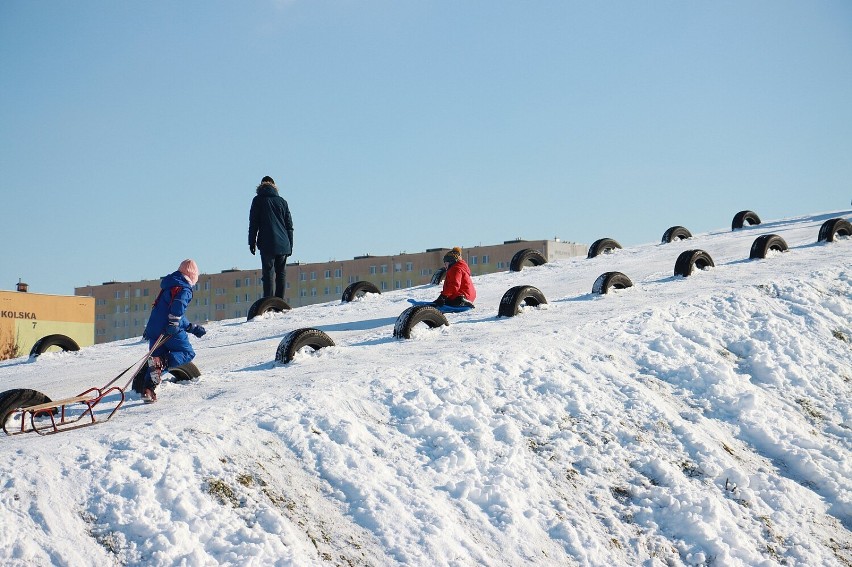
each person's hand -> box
[164,323,180,335]
[249,244,256,255]
[187,323,207,338]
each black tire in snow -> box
[247,297,291,320]
[674,249,715,277]
[430,268,446,285]
[817,218,852,243]
[509,249,547,272]
[587,238,622,259]
[276,328,336,363]
[497,285,548,318]
[0,388,53,433]
[661,226,693,244]
[341,281,381,302]
[170,361,201,381]
[393,305,449,339]
[592,272,634,294]
[731,210,761,230]
[749,234,789,259]
[29,334,80,357]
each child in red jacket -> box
[434,247,476,308]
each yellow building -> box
[0,282,95,359]
[76,238,587,344]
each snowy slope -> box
[0,210,850,567]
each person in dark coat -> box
[135,259,206,403]
[434,247,476,307]
[248,175,294,299]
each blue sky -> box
[2,1,850,295]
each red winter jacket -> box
[441,259,476,302]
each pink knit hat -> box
[178,259,199,286]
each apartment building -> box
[75,238,587,344]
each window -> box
[405,262,413,272]
[335,268,343,278]
[235,295,241,303]
[335,285,341,294]
[204,281,211,290]
[482,255,490,264]
[245,278,251,286]
[135,289,141,298]
[114,291,121,299]
[310,272,316,281]
[311,288,317,296]
[380,265,388,274]
[369,266,377,275]
[215,288,225,296]
[300,289,307,297]
[235,279,241,288]
[471,256,478,265]
[394,263,401,272]
[395,281,401,289]
[300,273,307,282]
[406,279,412,287]
[380,281,388,290]
[349,275,358,283]
[324,287,330,295]
[324,270,331,279]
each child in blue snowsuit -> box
[136,259,206,403]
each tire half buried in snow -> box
[29,334,80,357]
[1,389,53,433]
[393,305,449,339]
[817,218,852,243]
[247,297,291,321]
[509,249,547,272]
[497,285,548,317]
[587,238,622,258]
[592,272,634,294]
[661,226,692,244]
[749,234,788,259]
[674,249,715,277]
[342,281,381,302]
[276,328,335,363]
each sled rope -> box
[103,334,169,392]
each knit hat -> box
[178,259,199,286]
[443,247,462,264]
[261,175,275,185]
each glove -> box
[433,295,446,307]
[164,323,180,336]
[249,244,256,255]
[187,323,207,338]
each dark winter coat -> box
[143,271,196,366]
[249,183,293,256]
[441,259,477,302]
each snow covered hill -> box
[1,210,850,567]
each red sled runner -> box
[1,335,199,436]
